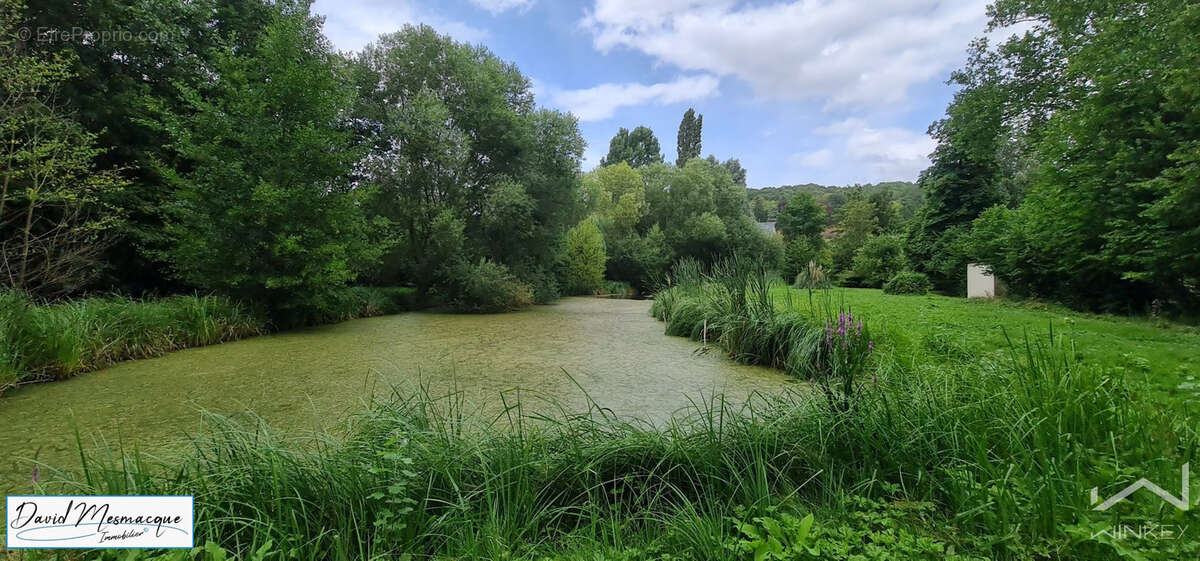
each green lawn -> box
[774,287,1200,399]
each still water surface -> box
[0,298,790,491]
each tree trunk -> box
[18,198,34,288]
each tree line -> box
[0,0,590,323]
[740,0,1198,315]
[908,0,1199,314]
[568,109,775,295]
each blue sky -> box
[311,0,997,188]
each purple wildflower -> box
[868,340,875,351]
[31,465,38,483]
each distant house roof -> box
[756,221,776,234]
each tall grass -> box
[0,286,422,395]
[46,331,1196,560]
[650,258,878,415]
[0,291,262,393]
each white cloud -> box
[546,75,720,122]
[469,0,535,15]
[798,118,935,182]
[313,0,488,52]
[795,148,834,168]
[582,0,988,108]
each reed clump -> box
[0,290,261,392]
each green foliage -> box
[775,193,826,243]
[364,86,469,292]
[747,182,922,224]
[311,286,422,325]
[829,199,877,275]
[727,498,978,561]
[600,125,663,168]
[675,108,703,166]
[783,238,823,283]
[650,259,877,412]
[726,215,785,273]
[882,271,932,295]
[867,188,903,234]
[584,158,773,290]
[0,4,126,298]
[917,0,1200,313]
[727,507,816,560]
[752,198,770,222]
[722,157,747,187]
[849,235,908,288]
[15,0,286,291]
[157,6,377,324]
[442,258,535,313]
[0,290,261,393]
[564,218,607,295]
[353,26,583,306]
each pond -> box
[0,298,791,492]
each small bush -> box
[883,271,932,295]
[599,280,635,298]
[309,286,422,324]
[442,258,534,313]
[564,218,607,295]
[849,235,908,288]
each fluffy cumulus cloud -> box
[313,0,488,52]
[546,75,720,122]
[581,0,988,108]
[796,118,936,182]
[468,0,535,15]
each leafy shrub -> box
[564,218,607,295]
[783,237,822,283]
[883,271,932,295]
[522,265,562,305]
[600,280,635,298]
[442,258,534,313]
[308,286,422,324]
[726,498,974,561]
[848,234,908,287]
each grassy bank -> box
[0,286,419,395]
[770,286,1200,397]
[650,260,1199,398]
